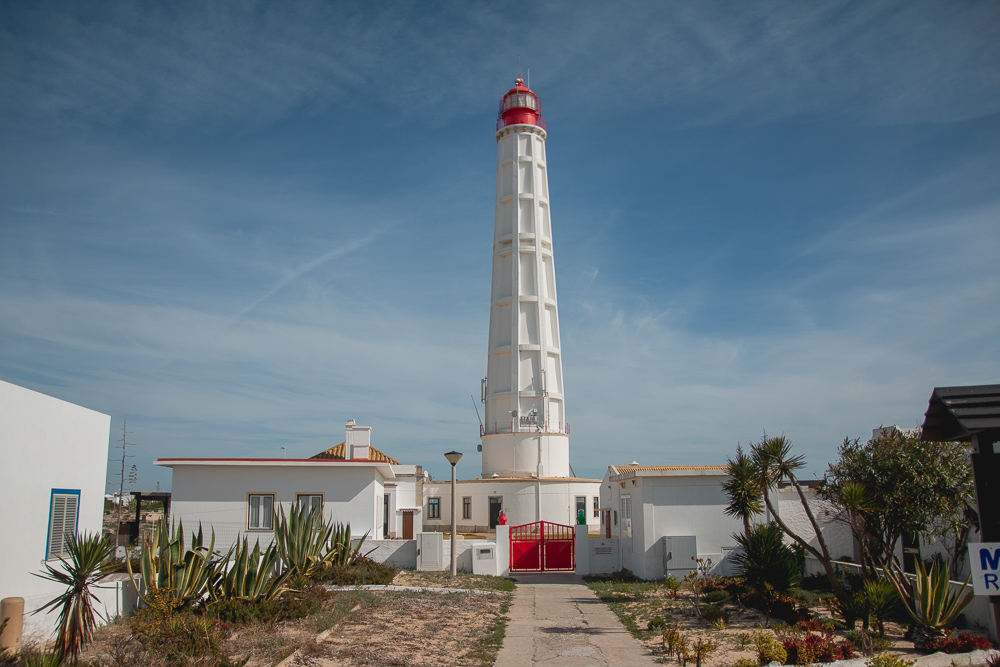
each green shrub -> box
[647,616,667,631]
[705,589,731,603]
[733,523,802,595]
[865,654,915,667]
[754,632,787,665]
[702,605,730,624]
[313,557,396,585]
[733,659,758,667]
[130,612,232,663]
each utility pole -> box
[108,418,135,555]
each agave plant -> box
[127,518,220,608]
[210,537,289,603]
[895,558,973,631]
[273,504,333,577]
[325,522,371,568]
[33,532,116,663]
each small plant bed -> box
[583,572,992,667]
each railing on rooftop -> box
[480,421,569,436]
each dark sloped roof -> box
[920,384,1000,441]
[310,441,401,465]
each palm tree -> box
[722,445,763,537]
[750,435,847,601]
[34,532,116,663]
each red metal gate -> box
[509,521,575,572]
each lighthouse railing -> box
[481,421,569,436]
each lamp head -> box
[444,451,463,465]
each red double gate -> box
[509,521,575,572]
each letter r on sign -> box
[986,573,1000,591]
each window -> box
[248,494,274,530]
[295,493,323,517]
[621,495,632,538]
[593,496,600,518]
[462,496,472,521]
[575,496,586,521]
[428,497,440,520]
[47,489,80,560]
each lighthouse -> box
[421,77,599,532]
[481,78,570,480]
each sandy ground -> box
[80,571,513,667]
[589,582,934,667]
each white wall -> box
[385,464,422,538]
[0,380,111,641]
[165,463,385,553]
[601,467,854,581]
[422,477,601,530]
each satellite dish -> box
[511,410,518,418]
[492,473,500,478]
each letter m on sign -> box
[981,548,1000,571]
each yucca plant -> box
[273,504,333,577]
[210,537,289,603]
[325,522,371,568]
[127,518,220,608]
[33,532,116,664]
[862,578,898,635]
[731,522,801,595]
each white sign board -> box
[967,543,1000,595]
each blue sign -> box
[968,543,1000,595]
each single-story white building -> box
[157,420,423,552]
[0,379,112,642]
[601,464,854,580]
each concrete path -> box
[495,572,661,667]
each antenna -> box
[471,394,484,429]
[517,54,521,79]
[527,68,530,88]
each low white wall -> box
[360,540,417,568]
[575,526,621,576]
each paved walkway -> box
[495,572,661,667]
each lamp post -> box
[444,451,463,576]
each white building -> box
[601,464,854,580]
[0,379,112,641]
[428,78,601,528]
[158,420,423,552]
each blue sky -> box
[1,1,998,490]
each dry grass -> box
[80,570,512,667]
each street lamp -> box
[444,451,463,576]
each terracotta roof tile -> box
[311,442,401,465]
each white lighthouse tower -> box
[481,78,570,480]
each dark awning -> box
[920,384,1000,441]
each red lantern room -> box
[497,77,546,131]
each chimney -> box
[346,419,371,460]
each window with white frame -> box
[428,497,441,520]
[575,496,587,520]
[621,494,632,538]
[47,489,80,560]
[248,493,275,530]
[295,493,323,517]
[462,496,472,520]
[593,496,600,518]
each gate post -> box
[496,525,510,577]
[575,525,589,576]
